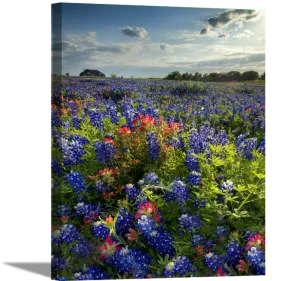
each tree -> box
[65,72,69,76]
[111,74,117,78]
[260,72,265,80]
[164,71,181,80]
[241,71,259,81]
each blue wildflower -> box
[146,131,160,160]
[66,171,88,194]
[178,214,202,234]
[92,221,110,241]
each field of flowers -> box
[51,78,265,280]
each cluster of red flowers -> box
[135,201,161,221]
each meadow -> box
[51,78,265,280]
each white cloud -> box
[234,29,254,39]
[120,26,148,40]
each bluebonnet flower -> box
[147,131,160,160]
[70,134,89,145]
[92,221,110,241]
[66,171,88,194]
[94,180,108,192]
[185,150,200,172]
[216,226,229,239]
[165,180,189,206]
[74,202,101,219]
[94,141,116,165]
[73,267,110,280]
[247,247,264,265]
[163,256,197,277]
[61,138,86,166]
[143,173,160,184]
[107,247,152,278]
[187,171,201,186]
[125,184,141,201]
[52,109,61,127]
[51,159,64,176]
[71,236,90,258]
[90,109,103,130]
[137,215,155,235]
[216,194,225,204]
[115,208,134,237]
[192,234,205,246]
[72,116,83,130]
[178,214,202,234]
[193,197,207,209]
[145,228,176,257]
[204,252,225,272]
[205,240,216,249]
[213,130,228,146]
[52,255,69,271]
[258,139,265,155]
[226,239,244,266]
[237,137,257,160]
[220,180,234,193]
[57,205,70,218]
[215,174,224,184]
[244,229,258,240]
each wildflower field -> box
[51,78,265,280]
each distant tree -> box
[111,74,117,78]
[260,72,265,80]
[130,76,134,79]
[202,73,208,82]
[241,71,259,81]
[65,72,69,76]
[164,71,181,80]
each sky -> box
[52,3,265,78]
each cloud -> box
[200,9,259,34]
[234,29,254,39]
[218,33,227,38]
[200,28,208,35]
[120,26,148,39]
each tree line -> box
[164,71,265,82]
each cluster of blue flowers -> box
[178,214,202,234]
[66,171,88,194]
[225,239,244,266]
[185,150,200,172]
[107,247,152,278]
[163,256,197,277]
[247,247,265,275]
[74,202,101,219]
[92,221,110,241]
[94,141,117,165]
[187,171,202,186]
[115,208,134,237]
[125,184,142,200]
[219,180,234,193]
[61,138,86,166]
[90,109,103,131]
[146,131,160,160]
[204,252,225,272]
[216,226,229,238]
[165,180,189,206]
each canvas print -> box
[51,3,265,280]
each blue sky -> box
[52,3,265,77]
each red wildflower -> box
[104,137,115,145]
[217,268,227,276]
[99,235,122,260]
[118,126,131,136]
[135,201,159,220]
[126,228,138,241]
[103,192,116,199]
[60,216,68,222]
[245,233,265,251]
[236,260,248,273]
